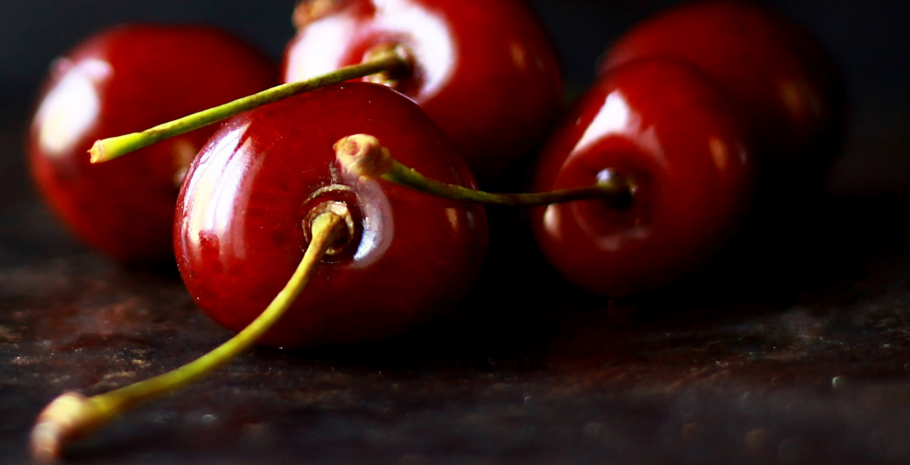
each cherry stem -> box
[335,134,634,208]
[30,211,348,463]
[89,48,410,163]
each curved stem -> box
[31,212,347,463]
[335,134,634,208]
[89,49,409,163]
[384,159,631,207]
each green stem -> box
[89,49,409,163]
[31,212,346,463]
[334,134,634,208]
[384,159,632,207]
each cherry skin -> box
[282,0,562,184]
[600,1,846,203]
[531,59,755,297]
[174,82,488,348]
[29,24,276,264]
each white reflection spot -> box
[35,59,112,156]
[186,123,248,260]
[352,181,393,267]
[284,16,358,81]
[573,91,630,154]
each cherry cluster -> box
[26,1,845,458]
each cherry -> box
[175,82,488,347]
[530,59,755,297]
[600,1,846,204]
[28,24,276,263]
[282,0,562,183]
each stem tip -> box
[31,392,107,463]
[89,132,148,163]
[334,134,393,180]
[88,140,107,164]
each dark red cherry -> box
[28,24,276,263]
[531,59,755,297]
[174,82,488,348]
[282,0,562,183]
[600,1,846,201]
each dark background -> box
[3,1,910,464]
[2,0,910,221]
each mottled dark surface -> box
[4,1,910,464]
[5,174,910,465]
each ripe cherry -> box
[282,0,562,183]
[530,59,755,297]
[28,24,276,263]
[600,1,846,204]
[175,82,488,347]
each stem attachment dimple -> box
[334,134,635,209]
[363,43,415,90]
[89,48,411,164]
[30,211,348,464]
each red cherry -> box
[282,0,562,183]
[600,1,846,201]
[174,82,488,348]
[531,59,755,297]
[28,24,276,263]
